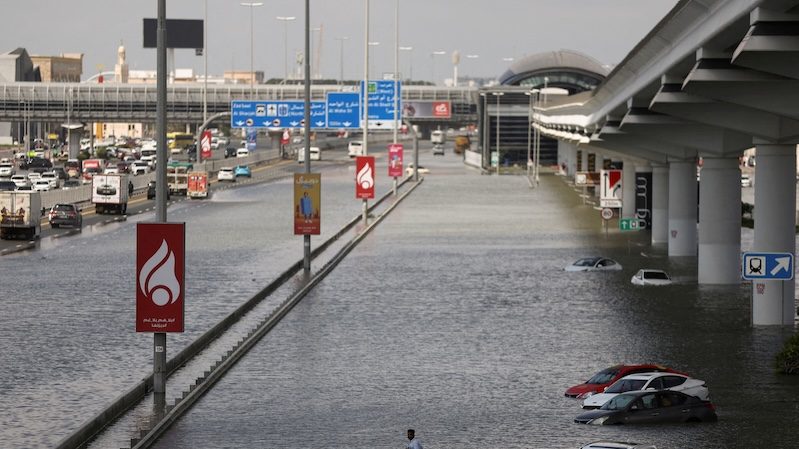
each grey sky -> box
[2,0,678,82]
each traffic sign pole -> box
[303,0,311,275]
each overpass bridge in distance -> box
[0,82,478,125]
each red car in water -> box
[565,364,687,398]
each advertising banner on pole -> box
[600,169,623,208]
[388,143,404,178]
[136,223,185,333]
[355,156,375,199]
[200,130,212,160]
[294,173,321,235]
[401,100,451,119]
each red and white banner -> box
[200,130,212,160]
[388,143,404,178]
[432,101,451,118]
[355,156,375,199]
[136,223,185,333]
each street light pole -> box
[335,36,349,84]
[431,50,445,85]
[362,0,369,224]
[303,0,312,274]
[240,2,263,97]
[277,16,297,82]
[492,91,504,175]
[393,0,399,145]
[202,0,208,163]
[154,0,168,399]
[399,46,413,81]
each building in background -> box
[0,48,41,144]
[30,53,83,82]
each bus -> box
[167,133,194,154]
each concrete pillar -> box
[652,164,669,245]
[68,129,82,159]
[580,150,588,172]
[622,159,636,218]
[698,157,741,284]
[594,152,603,197]
[752,144,796,325]
[668,159,698,256]
[567,144,578,178]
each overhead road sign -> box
[361,80,402,129]
[742,252,794,280]
[326,92,361,129]
[231,100,326,129]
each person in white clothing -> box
[406,428,423,449]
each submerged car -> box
[565,257,622,272]
[565,364,685,398]
[574,390,717,425]
[582,372,710,409]
[631,269,672,286]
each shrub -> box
[775,332,799,374]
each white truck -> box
[0,191,41,240]
[431,129,445,145]
[92,173,129,214]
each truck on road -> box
[0,191,41,240]
[167,162,193,195]
[187,171,209,199]
[431,129,445,145]
[92,173,129,214]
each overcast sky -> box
[2,0,678,82]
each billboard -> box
[200,131,212,160]
[388,144,404,178]
[294,173,321,235]
[136,223,185,333]
[143,19,204,49]
[355,156,375,199]
[402,101,452,119]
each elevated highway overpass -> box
[532,0,799,325]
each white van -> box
[347,141,363,157]
[298,147,321,163]
[431,130,445,145]
[236,148,250,158]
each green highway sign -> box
[619,218,643,231]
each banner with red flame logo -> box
[136,223,185,332]
[200,130,212,160]
[355,156,375,199]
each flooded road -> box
[151,152,799,448]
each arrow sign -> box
[742,252,794,280]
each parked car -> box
[62,179,82,190]
[565,257,622,272]
[565,364,686,398]
[347,140,363,157]
[217,167,235,182]
[224,146,237,158]
[234,165,251,178]
[146,180,171,200]
[631,269,673,286]
[582,372,710,409]
[574,390,717,425]
[48,203,82,229]
[40,172,60,189]
[0,162,15,177]
[581,442,656,449]
[32,179,51,191]
[432,144,445,156]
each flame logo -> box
[357,162,374,189]
[139,239,180,306]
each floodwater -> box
[147,153,799,448]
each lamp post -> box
[367,41,379,78]
[302,0,312,273]
[240,2,263,96]
[399,46,413,81]
[276,16,297,81]
[492,91,504,175]
[466,54,478,84]
[525,89,540,186]
[362,0,369,224]
[393,0,399,146]
[335,36,349,84]
[430,50,446,85]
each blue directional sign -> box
[360,80,402,129]
[742,252,794,280]
[231,100,326,129]
[326,92,361,129]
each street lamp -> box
[368,41,379,77]
[492,91,504,175]
[430,50,446,85]
[399,46,413,81]
[240,2,263,96]
[311,26,321,79]
[466,54,479,84]
[276,16,297,81]
[525,89,540,185]
[335,36,349,84]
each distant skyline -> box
[1,0,678,82]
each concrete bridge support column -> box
[652,163,669,245]
[668,159,697,257]
[567,144,578,178]
[594,152,604,197]
[752,144,796,325]
[68,130,82,159]
[580,150,588,172]
[622,159,636,218]
[698,157,741,284]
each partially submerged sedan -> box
[575,390,717,425]
[631,269,672,286]
[565,257,622,272]
[581,372,710,409]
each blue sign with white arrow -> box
[360,80,402,129]
[742,252,794,280]
[326,92,361,129]
[231,100,327,129]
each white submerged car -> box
[565,257,622,272]
[582,372,710,409]
[631,269,672,286]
